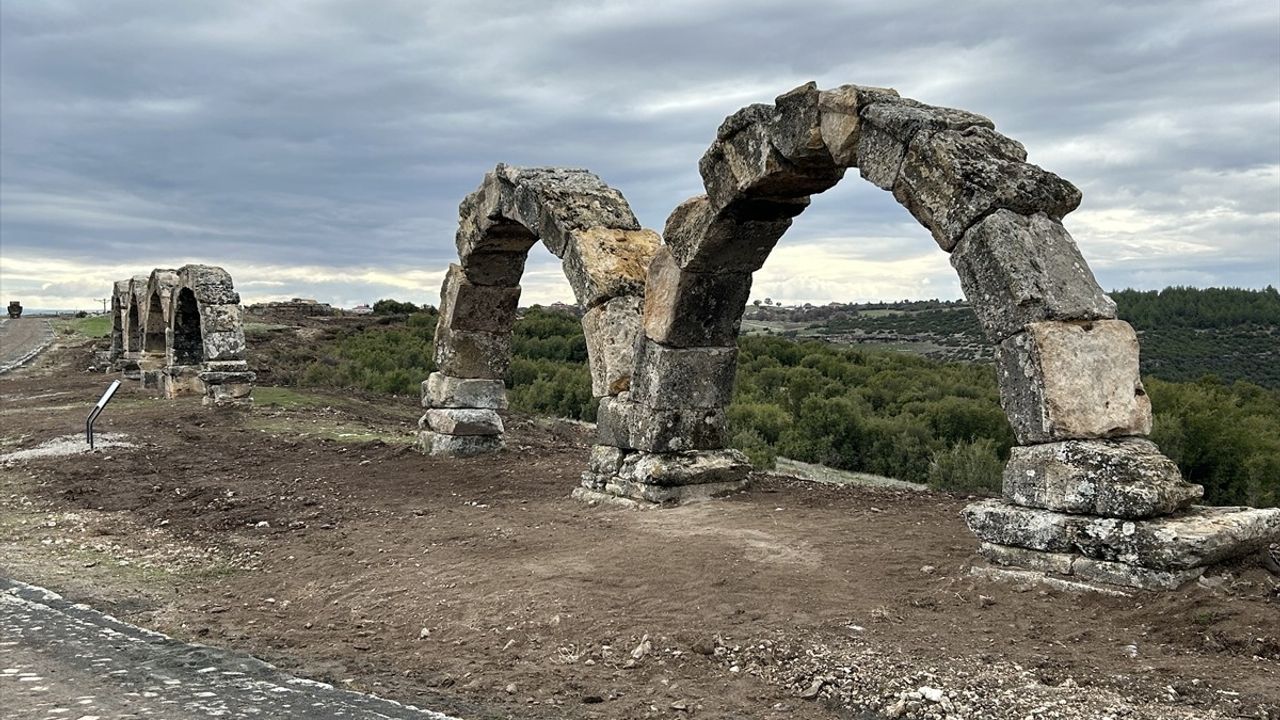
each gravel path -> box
[0,319,55,374]
[0,578,463,720]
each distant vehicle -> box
[6,301,21,319]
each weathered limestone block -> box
[596,394,729,452]
[597,477,749,505]
[662,194,805,273]
[856,97,994,190]
[965,499,1280,570]
[581,295,643,396]
[184,265,240,305]
[501,165,641,257]
[438,264,522,333]
[421,372,507,410]
[417,430,504,457]
[952,211,1116,341]
[203,328,247,362]
[642,247,752,348]
[460,250,528,287]
[201,303,243,334]
[1003,438,1202,518]
[894,127,1082,251]
[616,448,752,487]
[997,320,1151,444]
[977,542,1205,590]
[629,338,737,410]
[162,364,205,398]
[433,326,511,380]
[562,228,659,308]
[699,106,842,211]
[423,408,504,436]
[587,444,627,476]
[200,367,255,407]
[816,84,900,167]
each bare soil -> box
[1,339,1277,720]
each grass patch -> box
[244,415,413,445]
[244,322,293,337]
[252,386,344,409]
[56,315,112,338]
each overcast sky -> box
[2,0,1277,311]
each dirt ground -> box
[1,338,1277,720]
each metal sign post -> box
[86,379,121,450]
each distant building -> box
[348,304,373,315]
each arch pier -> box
[108,264,254,407]
[572,82,1278,588]
[421,165,659,456]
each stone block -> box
[951,211,1116,341]
[581,295,643,396]
[964,499,1280,570]
[894,126,1081,251]
[856,98,994,190]
[200,303,243,334]
[598,477,750,505]
[162,364,205,398]
[816,84,899,167]
[699,113,842,211]
[423,408,504,436]
[460,250,529,287]
[616,448,751,487]
[642,247,752,348]
[433,326,511,380]
[997,320,1151,444]
[203,329,247,362]
[417,430,504,457]
[662,194,804,273]
[421,372,507,410]
[629,338,738,410]
[978,541,1076,575]
[499,166,640,258]
[595,395,729,453]
[562,227,659,308]
[977,542,1205,590]
[438,264,522,333]
[587,444,627,476]
[1003,438,1201,519]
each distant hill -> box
[743,286,1280,388]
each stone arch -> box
[420,164,659,455]
[124,275,148,355]
[580,82,1158,506]
[144,292,166,353]
[109,280,129,363]
[161,264,254,406]
[143,269,180,362]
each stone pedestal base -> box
[965,499,1280,590]
[199,363,255,407]
[119,357,142,380]
[417,430,504,457]
[578,445,752,506]
[162,365,205,398]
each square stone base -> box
[965,499,1280,589]
[417,430,503,457]
[572,479,749,508]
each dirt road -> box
[0,341,1277,720]
[0,318,54,374]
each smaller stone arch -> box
[422,165,659,455]
[108,280,130,365]
[142,269,180,364]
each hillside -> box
[743,287,1280,388]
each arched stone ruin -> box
[421,165,659,455]
[430,83,1277,589]
[109,264,254,407]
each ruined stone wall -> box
[110,265,253,407]
[421,165,658,455]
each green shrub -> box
[926,439,1004,494]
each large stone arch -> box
[421,164,659,455]
[159,264,254,406]
[576,82,1279,590]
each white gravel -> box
[0,433,134,464]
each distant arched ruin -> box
[420,165,659,455]
[109,264,254,407]
[428,83,1278,589]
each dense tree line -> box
[255,301,1279,508]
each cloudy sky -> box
[2,0,1277,311]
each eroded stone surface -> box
[433,326,512,380]
[438,263,522,333]
[1003,438,1201,519]
[581,295,643,396]
[977,542,1205,590]
[615,448,752,487]
[642,247,752,348]
[997,320,1151,444]
[629,339,738,410]
[965,499,1280,570]
[417,430,504,457]
[562,228,660,308]
[423,408,504,436]
[952,211,1116,342]
[596,395,729,453]
[422,372,507,410]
